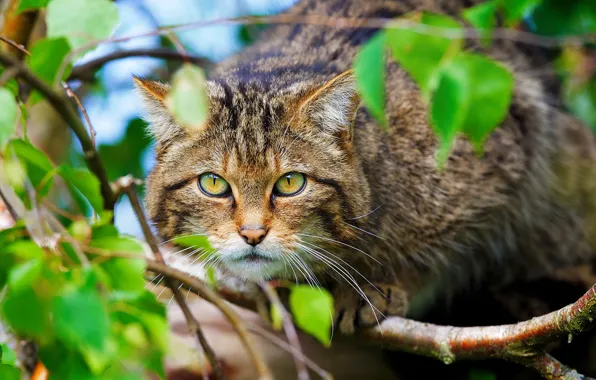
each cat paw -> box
[333,283,408,335]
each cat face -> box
[136,71,371,281]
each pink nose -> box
[239,227,267,246]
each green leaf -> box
[430,53,514,163]
[0,88,18,147]
[165,64,209,130]
[97,118,152,180]
[171,235,213,250]
[354,32,386,127]
[502,0,543,26]
[457,54,514,152]
[3,240,45,260]
[52,285,110,352]
[462,1,497,44]
[206,266,217,288]
[58,165,104,214]
[91,235,145,253]
[431,63,468,167]
[90,236,146,291]
[386,12,463,95]
[289,286,333,346]
[26,38,71,104]
[6,139,54,196]
[532,0,596,36]
[0,344,17,365]
[92,224,119,239]
[8,258,43,293]
[563,77,596,130]
[100,258,146,292]
[38,343,95,380]
[16,0,50,13]
[0,364,20,380]
[2,287,49,338]
[47,0,120,52]
[270,304,283,331]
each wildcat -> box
[135,0,596,334]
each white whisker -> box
[350,204,383,220]
[297,233,384,266]
[344,222,385,240]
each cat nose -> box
[239,226,268,246]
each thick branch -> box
[362,284,596,363]
[0,51,116,210]
[68,48,212,82]
[142,258,596,380]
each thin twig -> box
[122,176,225,380]
[0,66,18,86]
[247,324,333,380]
[0,0,37,60]
[83,245,596,380]
[62,82,97,148]
[259,282,310,380]
[0,35,30,56]
[163,32,191,63]
[511,353,592,380]
[0,50,116,210]
[143,260,273,379]
[54,13,596,83]
[0,187,19,222]
[68,48,211,81]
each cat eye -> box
[198,173,231,197]
[273,172,306,196]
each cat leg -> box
[333,283,409,335]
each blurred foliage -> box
[98,118,152,181]
[0,0,594,378]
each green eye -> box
[199,173,230,196]
[274,172,306,196]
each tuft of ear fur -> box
[299,70,360,137]
[133,76,184,146]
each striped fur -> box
[136,0,596,331]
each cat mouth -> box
[231,251,274,263]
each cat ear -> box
[299,69,360,138]
[133,76,185,146]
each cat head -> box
[135,70,371,281]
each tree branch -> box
[259,282,310,380]
[142,260,273,379]
[62,82,96,148]
[66,13,596,60]
[0,50,116,210]
[121,176,225,380]
[142,257,596,380]
[68,48,212,82]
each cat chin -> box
[221,258,286,282]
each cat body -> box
[136,0,596,332]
